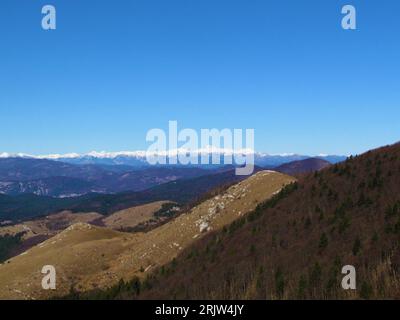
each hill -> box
[101,201,175,231]
[97,143,400,300]
[0,201,176,260]
[0,170,294,299]
[0,158,99,181]
[275,158,331,176]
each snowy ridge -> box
[0,149,340,159]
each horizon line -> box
[0,148,350,160]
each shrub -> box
[309,262,322,289]
[0,232,24,263]
[352,237,362,256]
[297,275,308,299]
[319,233,328,250]
[360,281,373,299]
[275,267,285,298]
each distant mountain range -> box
[0,152,346,198]
[0,150,347,167]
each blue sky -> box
[0,0,399,156]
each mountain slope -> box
[0,158,105,181]
[0,201,175,258]
[0,176,93,198]
[107,143,400,300]
[275,158,331,176]
[0,170,294,299]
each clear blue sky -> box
[0,0,399,156]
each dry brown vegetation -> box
[0,200,175,256]
[102,201,173,230]
[0,211,103,241]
